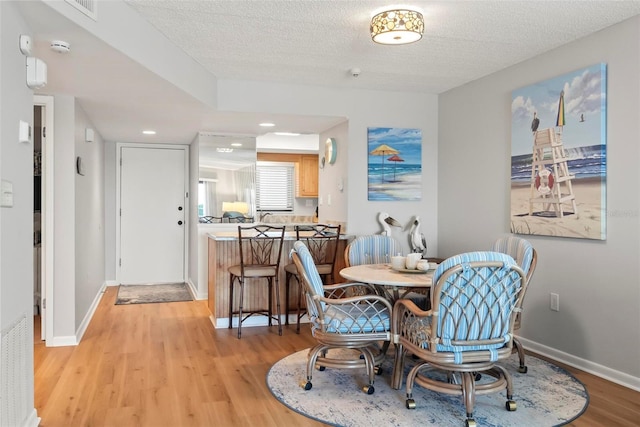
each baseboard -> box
[48,335,77,347]
[186,278,206,300]
[75,283,107,343]
[214,314,308,329]
[105,280,119,287]
[519,336,640,392]
[22,409,40,427]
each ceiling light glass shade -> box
[370,9,424,45]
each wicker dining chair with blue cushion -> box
[284,224,341,333]
[391,251,527,427]
[344,234,400,267]
[491,236,537,373]
[291,241,393,394]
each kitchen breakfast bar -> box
[206,229,350,328]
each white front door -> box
[119,146,186,284]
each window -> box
[256,162,294,211]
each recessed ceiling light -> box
[216,147,234,153]
[259,122,276,127]
[274,132,301,136]
[142,130,156,135]
[231,143,243,147]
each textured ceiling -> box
[125,0,640,93]
[17,1,640,143]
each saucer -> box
[391,267,428,274]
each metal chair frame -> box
[228,225,285,338]
[284,224,341,333]
[392,253,527,426]
[491,236,537,373]
[291,241,392,394]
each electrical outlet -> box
[550,293,560,312]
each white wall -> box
[52,95,77,341]
[319,121,348,224]
[0,2,39,425]
[217,80,439,256]
[74,101,105,330]
[104,141,117,281]
[439,17,640,387]
[188,134,200,295]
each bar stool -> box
[284,224,341,333]
[228,224,286,339]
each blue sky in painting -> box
[367,127,422,165]
[511,63,606,156]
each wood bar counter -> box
[207,230,350,327]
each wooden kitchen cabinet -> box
[297,155,318,197]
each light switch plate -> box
[19,120,31,143]
[1,180,14,207]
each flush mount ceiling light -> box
[259,122,275,127]
[370,9,424,45]
[142,130,156,135]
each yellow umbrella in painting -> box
[556,90,565,128]
[370,144,399,183]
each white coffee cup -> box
[391,255,406,270]
[405,253,422,270]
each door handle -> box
[178,220,183,225]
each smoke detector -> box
[50,40,71,54]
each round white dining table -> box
[339,263,435,301]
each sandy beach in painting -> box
[368,171,421,201]
[510,177,605,240]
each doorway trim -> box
[115,143,190,284]
[34,95,54,345]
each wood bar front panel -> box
[207,237,348,319]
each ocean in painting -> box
[511,144,606,183]
[368,163,422,201]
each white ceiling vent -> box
[65,0,97,21]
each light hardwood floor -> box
[35,286,639,426]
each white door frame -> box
[34,95,54,344]
[115,143,189,284]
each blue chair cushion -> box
[347,235,399,266]
[431,251,521,359]
[491,236,534,276]
[324,303,390,334]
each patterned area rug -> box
[115,283,193,305]
[267,348,589,427]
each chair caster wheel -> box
[518,365,528,374]
[318,366,326,371]
[363,385,375,395]
[374,366,383,375]
[406,399,416,409]
[301,381,312,391]
[474,372,482,381]
[465,419,477,427]
[506,400,517,411]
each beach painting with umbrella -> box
[510,63,607,240]
[367,127,422,201]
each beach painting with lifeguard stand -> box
[510,63,607,240]
[367,127,422,201]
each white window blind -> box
[256,162,294,211]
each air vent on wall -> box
[65,0,98,21]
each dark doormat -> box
[115,282,193,305]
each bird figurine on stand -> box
[377,212,402,237]
[408,215,427,258]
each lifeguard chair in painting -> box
[528,127,577,218]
